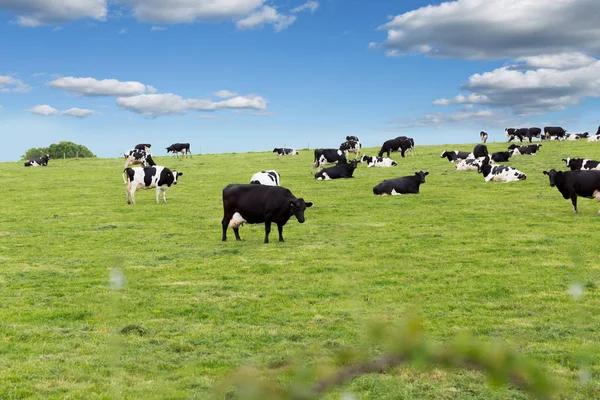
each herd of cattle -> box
[19,127,600,242]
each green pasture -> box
[0,140,598,399]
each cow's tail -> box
[122,168,132,184]
[311,149,319,173]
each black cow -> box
[134,143,151,152]
[544,126,566,140]
[123,166,182,204]
[561,158,600,171]
[124,149,156,168]
[490,151,511,162]
[273,148,299,156]
[166,143,191,158]
[473,144,489,158]
[543,169,600,214]
[312,148,346,172]
[440,150,471,162]
[339,140,361,158]
[527,127,542,142]
[221,184,313,243]
[480,131,488,143]
[314,159,358,180]
[378,136,414,158]
[24,154,50,167]
[372,171,429,195]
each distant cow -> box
[122,166,182,204]
[339,140,361,158]
[124,149,156,168]
[509,144,541,156]
[490,151,511,162]
[250,170,281,186]
[273,148,298,156]
[378,136,414,158]
[562,158,600,171]
[544,126,566,140]
[543,169,600,214]
[473,144,489,158]
[565,132,589,141]
[373,171,429,196]
[24,154,50,167]
[587,135,600,142]
[440,150,471,162]
[527,127,542,142]
[475,159,526,182]
[346,135,360,142]
[134,143,151,153]
[221,184,313,243]
[312,148,346,172]
[166,143,191,158]
[359,155,397,167]
[315,159,358,180]
[480,131,488,143]
[506,128,525,142]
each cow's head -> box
[562,158,570,167]
[440,150,448,158]
[415,171,429,183]
[508,144,518,150]
[543,169,561,187]
[290,199,313,223]
[172,170,183,184]
[349,159,358,170]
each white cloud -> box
[252,111,276,117]
[213,90,238,98]
[0,75,31,93]
[119,28,127,34]
[150,26,166,31]
[62,107,97,118]
[433,93,489,106]
[375,0,600,60]
[388,108,505,130]
[514,52,596,70]
[236,6,296,32]
[49,77,156,96]
[291,1,318,13]
[116,93,268,117]
[0,0,107,26]
[28,104,58,116]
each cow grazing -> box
[480,131,488,143]
[122,166,182,204]
[490,151,511,162]
[359,155,397,167]
[221,184,313,243]
[312,148,347,172]
[315,159,358,180]
[378,136,414,158]
[166,143,191,158]
[561,158,600,171]
[250,170,281,186]
[565,132,589,141]
[134,143,151,153]
[373,171,429,196]
[339,140,361,158]
[543,169,600,214]
[475,159,526,182]
[473,144,489,158]
[440,150,471,162]
[272,148,299,156]
[544,126,566,140]
[24,154,50,167]
[124,149,156,168]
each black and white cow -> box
[221,184,313,243]
[312,148,347,172]
[475,159,526,182]
[134,143,151,153]
[339,140,361,158]
[473,144,489,158]
[597,126,600,136]
[166,143,191,158]
[346,135,360,142]
[250,170,281,186]
[508,144,541,156]
[24,154,50,167]
[527,127,542,142]
[358,155,397,167]
[378,136,414,158]
[440,150,471,162]
[455,158,481,171]
[490,151,511,162]
[122,166,182,204]
[506,128,525,142]
[561,158,600,171]
[480,131,488,143]
[565,132,589,141]
[544,126,566,140]
[587,135,600,142]
[543,169,600,214]
[372,171,429,195]
[272,148,299,156]
[124,149,156,168]
[315,159,358,180]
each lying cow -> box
[475,159,526,182]
[359,155,397,167]
[250,170,281,186]
[490,151,511,162]
[508,144,541,156]
[122,166,182,204]
[373,171,429,195]
[480,131,488,143]
[166,143,191,158]
[587,135,600,142]
[455,158,481,171]
[273,148,298,156]
[543,169,600,214]
[440,150,471,162]
[315,159,358,180]
[221,184,313,243]
[562,158,600,171]
[565,133,589,141]
[124,149,156,168]
[473,144,489,158]
[24,154,50,167]
[312,148,346,172]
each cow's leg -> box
[161,187,167,203]
[156,187,161,203]
[222,213,233,241]
[264,221,271,244]
[126,184,131,204]
[128,187,136,204]
[277,223,285,242]
[571,194,578,214]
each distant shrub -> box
[22,141,96,160]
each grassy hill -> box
[1,141,598,399]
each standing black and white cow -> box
[527,127,542,142]
[543,169,600,214]
[24,154,50,167]
[372,171,429,195]
[544,126,566,140]
[134,143,151,153]
[339,140,361,158]
[474,159,526,182]
[472,144,489,158]
[565,132,589,140]
[314,159,358,180]
[378,136,414,158]
[440,150,471,162]
[480,131,488,143]
[221,184,313,243]
[506,128,525,142]
[346,135,360,142]
[312,149,347,172]
[272,148,299,156]
[122,166,182,204]
[166,143,191,158]
[124,149,156,168]
[358,155,397,167]
[562,158,600,171]
[250,170,281,186]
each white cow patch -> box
[455,158,479,171]
[588,135,600,142]
[317,172,331,180]
[250,170,280,186]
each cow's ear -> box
[177,172,183,176]
[424,172,429,176]
[543,171,548,175]
[305,202,313,208]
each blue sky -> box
[1,0,600,161]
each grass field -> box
[1,140,599,399]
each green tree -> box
[22,147,50,160]
[22,141,96,160]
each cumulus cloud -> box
[0,75,31,93]
[116,93,267,117]
[388,108,506,130]
[236,6,296,32]
[49,77,156,96]
[291,1,318,13]
[62,107,97,118]
[0,0,107,26]
[375,0,600,59]
[28,104,58,116]
[213,90,238,98]
[433,93,490,106]
[513,52,596,70]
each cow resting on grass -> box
[24,154,50,167]
[373,171,429,195]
